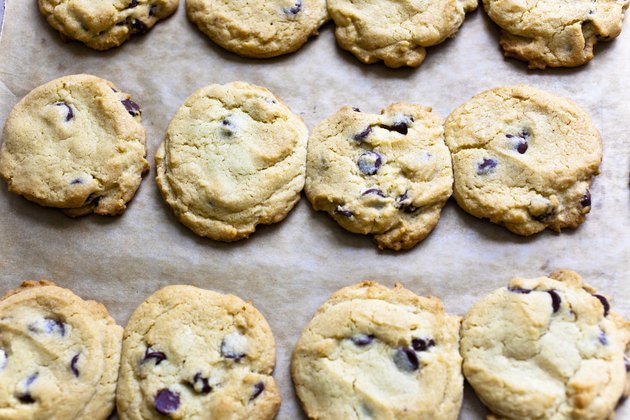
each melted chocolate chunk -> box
[129,0,139,7]
[18,373,38,403]
[283,0,302,15]
[594,294,610,317]
[70,178,83,185]
[547,290,561,313]
[393,347,419,372]
[351,334,374,346]
[353,126,372,142]
[599,330,609,345]
[352,107,361,112]
[192,373,212,394]
[477,158,497,175]
[581,190,591,207]
[220,338,247,361]
[508,287,532,294]
[395,192,418,213]
[379,116,413,135]
[28,318,66,336]
[221,118,236,137]
[131,19,148,33]
[84,193,101,207]
[70,353,80,377]
[55,102,74,122]
[361,188,386,198]
[155,389,180,415]
[121,99,141,116]
[251,382,265,401]
[143,348,167,365]
[334,206,353,218]
[357,151,382,175]
[18,393,35,404]
[411,338,435,352]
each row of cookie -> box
[37,0,630,69]
[1,270,628,419]
[0,76,603,248]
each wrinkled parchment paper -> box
[1,1,629,418]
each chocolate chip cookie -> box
[305,104,453,250]
[117,285,280,419]
[327,0,477,68]
[461,270,630,419]
[0,74,149,217]
[0,280,123,419]
[292,281,463,419]
[444,85,602,236]
[483,0,630,69]
[38,0,179,50]
[186,0,328,58]
[155,81,308,241]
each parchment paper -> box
[1,1,629,418]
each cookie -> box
[155,81,308,241]
[0,280,123,419]
[186,0,328,58]
[292,281,463,419]
[327,0,477,68]
[305,104,453,250]
[444,85,602,236]
[483,0,630,69]
[116,285,280,419]
[38,0,179,51]
[0,74,149,217]
[461,270,630,419]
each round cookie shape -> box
[155,81,308,241]
[186,0,328,58]
[305,104,453,250]
[38,0,179,51]
[483,0,630,69]
[0,74,149,217]
[292,281,463,419]
[0,280,123,420]
[461,270,630,419]
[327,0,478,68]
[116,285,280,420]
[444,85,602,236]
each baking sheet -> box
[0,1,629,418]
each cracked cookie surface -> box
[0,280,123,420]
[444,85,602,236]
[0,74,149,217]
[327,0,477,68]
[38,0,179,51]
[155,81,308,241]
[291,281,463,419]
[461,270,630,419]
[483,0,630,68]
[305,104,453,250]
[116,285,280,420]
[186,0,328,58]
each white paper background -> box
[0,1,628,418]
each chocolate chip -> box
[477,158,497,175]
[624,356,630,372]
[250,382,265,401]
[18,393,35,404]
[131,19,148,33]
[143,348,167,365]
[129,0,139,7]
[547,290,561,313]
[283,0,302,15]
[361,189,385,198]
[121,99,141,116]
[379,116,414,135]
[28,318,66,336]
[334,206,353,218]
[220,334,247,361]
[353,126,372,142]
[395,191,418,213]
[351,334,374,346]
[55,102,73,122]
[352,107,361,112]
[516,141,528,154]
[70,353,80,377]
[18,373,38,403]
[84,193,101,207]
[221,118,236,137]
[154,389,180,415]
[581,190,591,207]
[70,178,83,185]
[192,373,212,394]
[357,151,382,175]
[599,330,609,345]
[411,338,435,352]
[594,294,610,317]
[508,287,532,294]
[393,347,419,372]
